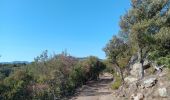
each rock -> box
[130,62,142,78]
[158,68,168,77]
[158,88,168,97]
[131,93,144,100]
[125,76,138,84]
[127,82,138,97]
[142,77,157,88]
[129,54,138,69]
[118,86,127,97]
[151,62,165,72]
[143,59,151,69]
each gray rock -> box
[143,77,157,88]
[143,59,150,66]
[128,82,138,96]
[151,62,165,71]
[158,88,168,97]
[130,62,142,78]
[143,59,151,69]
[128,54,138,71]
[124,76,138,84]
[131,93,144,100]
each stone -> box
[143,59,151,69]
[151,62,165,71]
[129,54,138,69]
[124,76,138,84]
[131,93,144,100]
[158,88,168,97]
[127,82,138,97]
[130,62,142,78]
[143,77,157,88]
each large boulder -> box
[129,60,154,78]
[130,62,142,78]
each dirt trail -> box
[71,73,115,100]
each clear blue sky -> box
[0,0,131,62]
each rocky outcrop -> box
[129,59,151,78]
[113,67,170,100]
[129,59,166,79]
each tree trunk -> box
[138,48,144,79]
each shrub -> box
[148,50,170,68]
[0,51,106,99]
[0,70,32,100]
[82,56,106,81]
[111,75,121,90]
[157,56,170,68]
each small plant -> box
[157,56,170,68]
[111,75,121,90]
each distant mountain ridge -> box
[0,61,30,64]
[77,57,104,61]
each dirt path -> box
[70,73,115,100]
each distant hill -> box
[77,57,104,61]
[0,61,30,64]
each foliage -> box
[111,74,121,90]
[104,36,129,63]
[114,0,170,79]
[0,51,106,99]
[81,56,106,81]
[104,36,131,83]
[0,70,32,100]
[1,0,170,99]
[0,63,27,80]
[103,60,115,74]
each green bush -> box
[148,50,170,68]
[0,70,32,100]
[0,51,106,99]
[111,75,121,90]
[157,56,170,68]
[82,56,106,81]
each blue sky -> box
[0,0,131,62]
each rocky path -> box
[70,73,114,100]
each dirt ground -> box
[70,73,115,100]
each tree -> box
[119,0,170,79]
[130,19,156,78]
[83,56,105,80]
[34,50,48,62]
[104,36,129,84]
